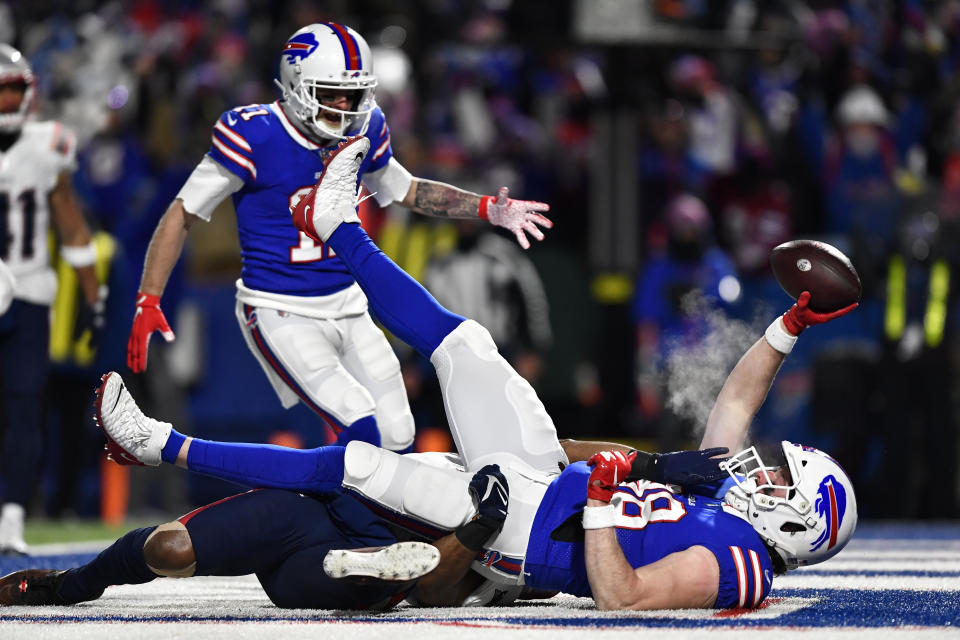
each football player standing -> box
[126,23,552,452]
[0,44,104,554]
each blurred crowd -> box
[3,0,960,521]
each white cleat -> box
[323,541,440,582]
[293,135,370,243]
[93,371,171,467]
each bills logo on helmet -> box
[282,32,319,63]
[811,475,846,552]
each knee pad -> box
[311,367,376,422]
[373,389,415,451]
[342,441,475,531]
[430,320,497,375]
[351,318,403,384]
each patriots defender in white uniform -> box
[0,44,103,554]
[127,23,552,451]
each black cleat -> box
[0,569,70,606]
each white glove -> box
[479,187,552,249]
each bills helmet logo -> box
[810,475,847,552]
[282,32,319,63]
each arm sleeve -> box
[176,155,244,221]
[362,156,413,206]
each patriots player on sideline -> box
[127,22,552,451]
[0,45,104,555]
[7,137,858,611]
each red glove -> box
[587,450,637,503]
[782,291,858,336]
[479,187,552,250]
[127,292,175,373]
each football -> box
[770,240,861,312]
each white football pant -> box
[235,302,415,451]
[341,320,568,586]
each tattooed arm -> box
[400,178,482,219]
[399,179,552,249]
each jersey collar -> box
[271,101,324,151]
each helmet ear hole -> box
[780,521,806,533]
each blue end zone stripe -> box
[244,305,344,433]
[2,588,960,627]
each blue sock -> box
[334,415,380,448]
[161,428,187,464]
[185,441,346,494]
[58,526,157,603]
[327,223,465,357]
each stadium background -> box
[1,0,957,532]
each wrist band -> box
[455,518,499,552]
[478,195,494,220]
[764,317,798,354]
[582,504,617,530]
[61,243,96,267]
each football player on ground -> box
[1,138,858,609]
[127,23,552,452]
[0,45,104,555]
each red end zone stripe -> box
[326,22,361,70]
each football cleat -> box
[323,541,440,582]
[93,371,172,466]
[292,136,369,243]
[0,570,71,606]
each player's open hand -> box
[587,450,636,503]
[480,187,552,250]
[627,447,730,486]
[127,292,175,373]
[782,291,858,336]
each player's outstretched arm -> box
[400,179,552,249]
[700,291,857,453]
[127,200,197,372]
[561,440,728,486]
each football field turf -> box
[1,522,957,638]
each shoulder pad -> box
[216,104,275,147]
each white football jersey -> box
[0,120,76,305]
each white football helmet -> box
[0,43,35,133]
[275,23,377,142]
[722,441,857,570]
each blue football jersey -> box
[523,462,774,609]
[206,101,394,296]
